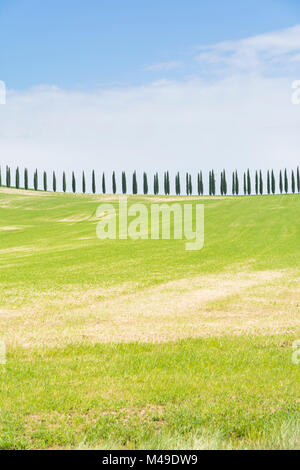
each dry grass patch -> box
[1,269,299,348]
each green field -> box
[0,188,299,449]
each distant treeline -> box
[1,166,300,196]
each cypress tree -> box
[33,169,38,190]
[255,171,258,195]
[220,171,224,195]
[6,166,11,188]
[271,170,275,195]
[72,172,76,193]
[243,172,246,195]
[53,171,57,192]
[43,171,47,191]
[188,174,192,195]
[223,170,227,195]
[197,173,201,196]
[247,169,251,195]
[297,167,300,193]
[153,173,157,195]
[209,171,211,196]
[199,171,203,195]
[112,171,116,194]
[92,170,96,194]
[62,172,66,192]
[143,172,148,195]
[132,171,137,194]
[259,170,263,195]
[232,172,235,195]
[16,167,20,189]
[267,170,270,195]
[163,172,167,195]
[211,170,216,196]
[235,171,239,195]
[284,169,288,194]
[102,172,106,194]
[177,172,181,195]
[291,170,295,194]
[24,168,28,190]
[122,171,127,194]
[185,173,189,195]
[82,171,86,194]
[167,171,170,195]
[279,170,283,194]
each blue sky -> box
[0,0,300,182]
[1,0,300,89]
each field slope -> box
[0,188,299,449]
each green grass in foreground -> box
[0,189,299,449]
[1,335,299,450]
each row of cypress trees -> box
[0,165,299,196]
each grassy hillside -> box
[0,188,299,449]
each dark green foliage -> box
[220,171,224,195]
[164,171,170,195]
[199,171,203,195]
[197,172,202,196]
[6,166,11,187]
[143,172,148,195]
[175,172,181,195]
[267,170,270,195]
[92,170,96,194]
[209,170,216,196]
[112,171,116,194]
[153,172,159,195]
[33,169,38,191]
[24,168,28,190]
[53,171,57,192]
[284,169,288,194]
[16,167,20,189]
[211,170,216,196]
[235,171,239,195]
[279,170,283,194]
[243,172,246,195]
[247,169,251,195]
[271,170,275,195]
[255,171,258,195]
[232,172,235,195]
[132,171,137,194]
[43,171,47,191]
[82,171,86,194]
[102,172,106,194]
[291,170,295,194]
[221,169,227,195]
[72,172,76,193]
[185,173,189,195]
[122,172,127,194]
[259,170,263,195]
[62,172,66,192]
[297,167,300,193]
[188,174,192,195]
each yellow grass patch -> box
[1,269,299,348]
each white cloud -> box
[196,24,300,73]
[145,61,182,71]
[0,26,300,191]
